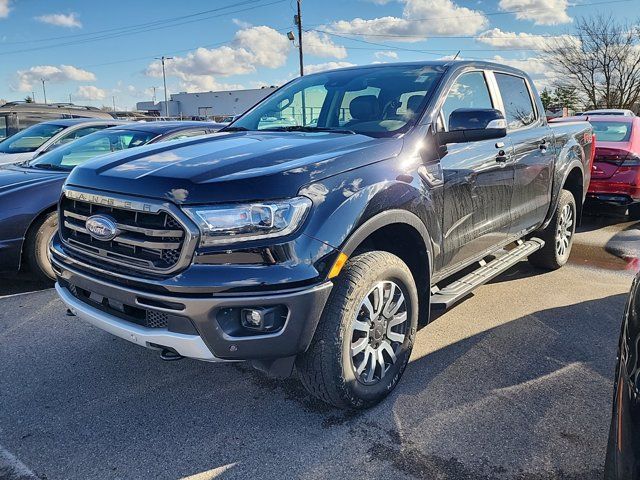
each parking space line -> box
[0,444,38,480]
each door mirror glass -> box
[438,108,507,144]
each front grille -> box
[60,191,190,274]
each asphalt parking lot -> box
[0,214,638,480]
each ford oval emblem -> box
[85,215,119,241]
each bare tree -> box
[546,15,640,110]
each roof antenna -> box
[452,50,461,61]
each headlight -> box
[184,197,312,246]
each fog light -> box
[241,307,278,331]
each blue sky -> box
[0,0,635,109]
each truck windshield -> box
[0,123,65,153]
[590,121,632,142]
[229,64,445,137]
[27,129,158,171]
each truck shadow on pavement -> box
[0,286,625,480]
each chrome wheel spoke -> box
[388,311,407,328]
[365,350,376,382]
[351,337,368,356]
[382,283,396,316]
[373,283,385,316]
[380,341,396,364]
[377,348,387,379]
[387,330,405,344]
[353,319,370,333]
[356,347,373,375]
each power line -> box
[0,0,287,57]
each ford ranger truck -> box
[51,61,593,409]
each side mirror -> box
[438,108,507,144]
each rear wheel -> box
[296,251,418,409]
[528,189,576,270]
[25,211,57,281]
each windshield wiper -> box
[222,126,251,132]
[31,163,69,172]
[262,126,357,134]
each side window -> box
[53,126,107,147]
[258,85,328,129]
[0,116,6,141]
[441,71,493,130]
[494,73,536,130]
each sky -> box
[0,0,636,110]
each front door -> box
[438,71,514,272]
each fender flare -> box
[340,209,434,278]
[543,157,585,229]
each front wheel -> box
[296,251,418,409]
[528,189,576,270]
[25,211,58,281]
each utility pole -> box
[295,0,304,77]
[112,96,116,112]
[69,93,72,104]
[31,91,36,103]
[295,0,306,124]
[152,86,158,103]
[41,79,47,104]
[155,56,173,117]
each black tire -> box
[296,251,418,409]
[25,211,58,281]
[528,189,576,270]
[628,203,640,221]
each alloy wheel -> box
[556,203,574,258]
[349,281,409,385]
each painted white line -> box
[0,288,53,300]
[0,444,38,479]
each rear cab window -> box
[494,73,537,130]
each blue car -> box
[0,121,221,280]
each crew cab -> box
[50,61,593,408]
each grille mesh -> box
[60,195,187,273]
[145,310,169,329]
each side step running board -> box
[431,238,545,310]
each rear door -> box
[493,72,554,236]
[437,70,515,272]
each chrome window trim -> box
[60,186,200,276]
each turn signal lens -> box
[328,252,348,279]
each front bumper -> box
[52,257,333,363]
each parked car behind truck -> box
[0,121,221,281]
[51,61,593,408]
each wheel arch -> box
[339,210,432,320]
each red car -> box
[552,115,640,217]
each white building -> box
[136,86,277,119]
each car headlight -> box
[183,197,312,246]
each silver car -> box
[0,118,124,165]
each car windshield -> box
[27,128,159,171]
[229,64,445,137]
[590,121,632,142]
[0,123,66,153]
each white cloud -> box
[305,62,356,74]
[498,0,571,25]
[232,18,252,29]
[0,0,10,18]
[304,31,348,59]
[35,12,82,28]
[145,26,290,93]
[328,0,488,41]
[476,27,577,50]
[75,85,106,101]
[13,64,96,91]
[374,50,399,59]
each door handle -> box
[539,139,548,152]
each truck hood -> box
[66,131,404,204]
[0,165,68,195]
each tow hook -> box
[160,349,184,361]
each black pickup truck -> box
[51,61,593,409]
